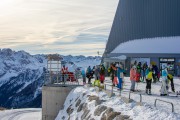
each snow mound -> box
[55,86,179,120]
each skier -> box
[160,65,168,96]
[117,64,125,90]
[94,65,100,80]
[136,62,142,82]
[167,74,175,92]
[112,64,118,86]
[145,66,153,95]
[99,64,105,83]
[142,62,148,82]
[130,65,136,92]
[109,63,115,86]
[152,65,159,83]
[61,65,68,82]
[81,68,86,85]
[111,63,125,90]
[86,66,92,84]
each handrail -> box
[129,92,142,103]
[139,94,142,103]
[104,83,114,94]
[44,72,80,86]
[129,91,132,99]
[154,99,174,112]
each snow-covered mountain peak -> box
[0,48,101,108]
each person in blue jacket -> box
[116,64,125,90]
[81,69,86,85]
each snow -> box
[56,77,180,120]
[111,36,180,53]
[0,108,41,120]
[0,78,180,120]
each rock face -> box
[101,108,122,120]
[76,99,81,107]
[94,105,108,116]
[66,106,74,115]
[81,109,90,119]
[88,95,100,101]
[106,112,121,120]
[88,95,104,106]
[77,103,87,112]
[77,103,83,112]
[115,115,131,120]
[101,107,114,119]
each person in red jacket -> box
[61,65,68,82]
[130,65,137,92]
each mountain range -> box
[0,48,101,108]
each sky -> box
[0,0,119,56]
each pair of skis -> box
[168,91,180,97]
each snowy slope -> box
[0,78,180,120]
[0,108,41,120]
[56,77,180,120]
[0,48,101,108]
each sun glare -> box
[0,0,13,8]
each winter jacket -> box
[117,67,125,79]
[137,65,141,73]
[142,63,148,71]
[99,66,105,75]
[81,70,86,78]
[61,67,68,74]
[87,67,92,74]
[162,69,168,80]
[145,69,153,80]
[130,68,136,80]
[93,80,101,87]
[94,67,100,77]
[167,74,173,80]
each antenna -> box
[97,51,102,56]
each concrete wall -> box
[42,86,76,120]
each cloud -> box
[0,0,119,56]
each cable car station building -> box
[103,0,180,76]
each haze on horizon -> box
[0,0,118,56]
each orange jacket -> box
[61,67,68,74]
[130,68,136,81]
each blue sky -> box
[0,0,118,56]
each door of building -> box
[160,58,175,75]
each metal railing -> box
[154,99,174,112]
[139,94,142,103]
[104,83,114,94]
[128,91,132,99]
[44,71,81,86]
[129,91,142,103]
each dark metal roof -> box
[105,0,180,54]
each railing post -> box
[154,99,174,112]
[104,84,106,90]
[111,85,113,94]
[139,94,142,103]
[119,89,121,96]
[129,91,131,99]
[154,99,157,107]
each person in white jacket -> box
[160,65,168,96]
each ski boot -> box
[148,89,152,95]
[146,89,148,94]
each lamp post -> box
[97,51,102,56]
